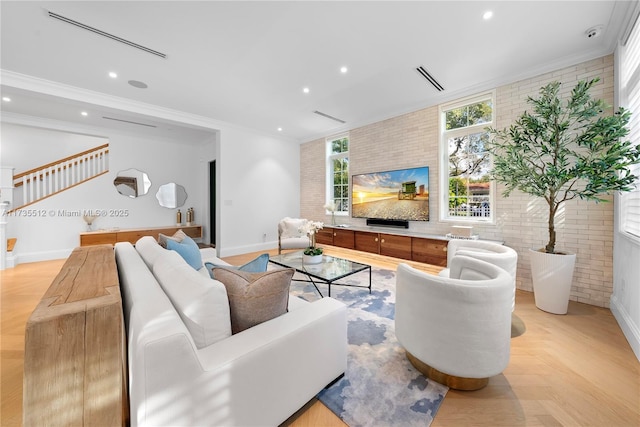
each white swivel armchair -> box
[439,239,518,311]
[277,217,310,254]
[395,256,513,390]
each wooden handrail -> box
[8,171,109,212]
[13,144,109,181]
[14,150,110,188]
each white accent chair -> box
[395,256,513,390]
[439,239,518,311]
[278,217,310,254]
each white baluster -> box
[47,166,53,196]
[54,163,59,192]
[22,176,28,205]
[30,172,37,202]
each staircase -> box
[11,144,109,210]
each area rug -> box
[289,267,449,427]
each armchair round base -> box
[406,351,489,391]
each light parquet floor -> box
[2,246,639,426]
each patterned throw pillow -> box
[212,267,294,334]
[158,229,188,248]
[166,235,203,270]
[205,253,269,279]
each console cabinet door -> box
[315,228,334,245]
[380,234,412,260]
[355,231,380,254]
[411,237,448,266]
[333,229,355,249]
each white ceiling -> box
[0,1,634,143]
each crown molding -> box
[301,49,615,145]
[1,70,224,130]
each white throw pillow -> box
[153,250,232,349]
[280,217,307,239]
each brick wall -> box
[301,55,615,308]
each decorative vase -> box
[331,212,336,225]
[529,249,576,315]
[302,254,323,264]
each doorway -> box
[209,160,216,247]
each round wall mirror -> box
[114,168,151,198]
[156,182,188,208]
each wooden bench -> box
[23,245,127,426]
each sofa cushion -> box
[205,253,269,279]
[135,236,168,270]
[153,250,231,348]
[158,229,188,248]
[212,267,294,334]
[166,235,203,270]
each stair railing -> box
[11,144,109,210]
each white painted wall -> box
[1,123,107,171]
[3,121,211,263]
[611,222,640,361]
[217,126,300,257]
[1,116,300,263]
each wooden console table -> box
[80,224,202,246]
[23,245,127,426]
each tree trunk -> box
[546,202,556,254]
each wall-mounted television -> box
[352,166,429,222]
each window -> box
[440,94,495,222]
[326,135,349,214]
[620,14,640,240]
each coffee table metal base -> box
[268,252,372,298]
[293,266,372,298]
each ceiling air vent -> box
[313,110,346,124]
[102,116,157,128]
[415,66,444,91]
[48,11,167,59]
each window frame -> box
[326,133,350,216]
[439,92,496,224]
[618,13,640,244]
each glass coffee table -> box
[269,251,372,298]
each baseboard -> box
[218,241,276,258]
[6,252,16,268]
[610,294,640,362]
[14,248,73,265]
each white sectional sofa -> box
[115,236,347,426]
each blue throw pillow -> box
[166,235,203,270]
[206,253,269,279]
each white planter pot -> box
[302,254,323,264]
[529,249,576,315]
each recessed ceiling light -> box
[303,87,310,94]
[108,71,118,78]
[277,127,283,132]
[340,66,348,74]
[81,111,88,116]
[2,97,11,102]
[483,11,493,20]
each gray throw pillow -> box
[212,267,294,334]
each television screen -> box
[352,166,429,221]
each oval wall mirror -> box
[114,168,151,198]
[156,182,188,208]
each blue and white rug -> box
[289,268,448,427]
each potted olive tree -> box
[487,78,640,314]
